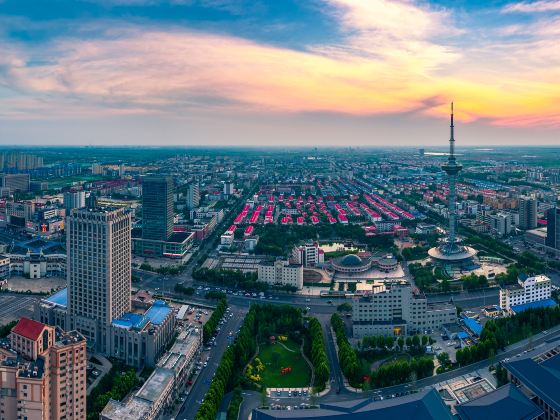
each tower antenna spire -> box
[449,102,455,158]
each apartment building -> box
[258,260,304,290]
[0,317,86,420]
[352,281,456,338]
[499,274,552,312]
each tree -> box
[421,335,429,346]
[397,337,404,350]
[437,352,450,368]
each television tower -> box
[428,103,476,266]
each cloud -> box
[0,0,559,130]
[502,0,560,13]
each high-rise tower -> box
[142,175,174,241]
[429,104,476,267]
[66,207,131,352]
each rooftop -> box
[456,384,543,420]
[135,367,174,403]
[504,351,560,413]
[111,300,172,330]
[44,288,68,308]
[252,388,452,420]
[11,317,46,341]
[510,298,557,314]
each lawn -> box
[257,339,311,388]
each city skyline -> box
[1,0,560,146]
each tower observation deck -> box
[428,103,476,266]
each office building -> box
[0,317,86,420]
[6,201,35,226]
[63,190,86,213]
[186,182,200,209]
[66,207,132,351]
[499,274,552,312]
[490,212,513,237]
[257,260,303,290]
[0,173,30,193]
[518,196,537,230]
[135,176,194,260]
[352,281,456,338]
[37,207,176,367]
[546,207,560,250]
[291,242,325,267]
[142,175,174,241]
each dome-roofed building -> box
[331,254,372,273]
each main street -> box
[175,304,247,420]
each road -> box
[322,324,560,402]
[175,304,247,420]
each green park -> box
[247,337,311,388]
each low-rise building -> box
[0,255,9,279]
[258,260,303,290]
[101,328,201,420]
[352,281,456,337]
[132,231,195,260]
[504,344,560,420]
[36,290,176,368]
[499,274,552,312]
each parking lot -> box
[0,295,37,324]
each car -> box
[179,397,185,402]
[305,298,310,302]
[543,330,549,334]
[203,362,208,368]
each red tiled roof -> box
[11,317,46,341]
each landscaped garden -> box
[247,337,311,388]
[195,304,330,420]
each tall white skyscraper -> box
[66,207,131,352]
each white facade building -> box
[291,242,324,267]
[257,260,303,290]
[352,281,456,338]
[499,274,552,312]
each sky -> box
[0,0,559,147]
